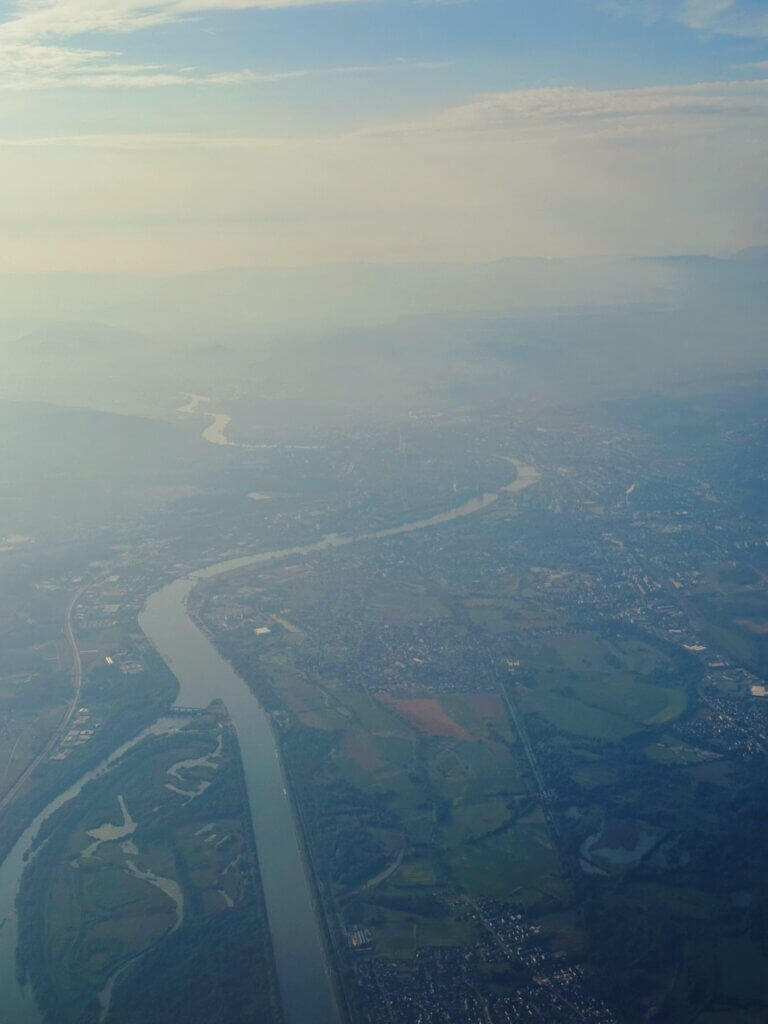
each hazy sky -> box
[1,0,767,272]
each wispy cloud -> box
[606,0,768,39]
[0,0,369,89]
[0,132,294,147]
[4,77,766,141]
[680,0,768,37]
[374,79,768,141]
[0,44,294,89]
[0,0,360,43]
[0,45,445,91]
[679,0,736,30]
[0,79,765,271]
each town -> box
[1,388,767,1023]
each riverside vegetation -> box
[16,702,282,1024]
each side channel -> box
[0,460,539,1024]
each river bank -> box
[0,458,540,1024]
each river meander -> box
[0,460,540,1024]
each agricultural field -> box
[0,581,73,804]
[0,672,69,799]
[517,632,689,740]
[690,564,768,678]
[196,560,579,971]
[194,531,768,1022]
[16,703,281,1024]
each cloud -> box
[0,75,765,273]
[371,79,768,142]
[0,42,298,89]
[0,45,446,91]
[679,0,768,36]
[606,0,768,38]
[4,77,767,136]
[679,0,736,29]
[0,0,368,89]
[0,0,360,44]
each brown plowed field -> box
[464,694,506,719]
[378,695,471,740]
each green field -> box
[520,688,639,740]
[17,706,281,1024]
[449,824,565,902]
[198,558,757,1022]
[516,630,688,739]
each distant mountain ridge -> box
[0,248,764,344]
[0,250,764,421]
[9,321,153,354]
[731,245,768,263]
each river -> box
[0,459,540,1024]
[196,408,322,451]
[140,576,343,1024]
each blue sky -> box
[0,0,766,270]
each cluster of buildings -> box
[675,693,768,757]
[104,651,144,675]
[50,707,95,761]
[351,898,616,1024]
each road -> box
[0,581,89,813]
[486,649,548,801]
[463,894,589,1022]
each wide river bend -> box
[0,460,540,1024]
